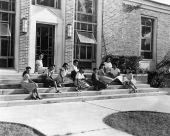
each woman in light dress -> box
[41,64,60,93]
[74,67,90,91]
[55,63,70,87]
[123,67,137,93]
[21,66,41,100]
[98,63,114,84]
[35,53,47,74]
[104,57,113,74]
[71,60,79,81]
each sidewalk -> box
[0,95,170,136]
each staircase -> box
[0,73,168,107]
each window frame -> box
[32,0,61,9]
[140,16,154,60]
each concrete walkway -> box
[1,95,170,136]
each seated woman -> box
[74,67,90,91]
[98,63,114,84]
[41,64,60,93]
[123,67,137,93]
[110,63,123,84]
[21,66,41,100]
[91,68,107,90]
[104,57,112,74]
[71,59,79,81]
[55,63,70,87]
[35,52,47,74]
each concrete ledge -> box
[0,91,167,107]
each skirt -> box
[21,82,38,92]
[74,80,90,89]
[99,76,114,84]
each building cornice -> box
[123,0,170,15]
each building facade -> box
[0,0,170,73]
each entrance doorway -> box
[36,23,55,67]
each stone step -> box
[0,83,44,89]
[0,91,167,107]
[0,88,162,101]
[0,84,152,95]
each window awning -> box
[0,23,11,37]
[77,31,96,44]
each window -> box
[141,17,154,59]
[74,0,97,69]
[0,0,15,68]
[32,0,61,9]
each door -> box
[36,23,55,67]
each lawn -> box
[104,111,170,136]
[0,121,45,136]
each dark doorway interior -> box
[36,23,55,67]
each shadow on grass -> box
[103,111,170,136]
[0,121,46,136]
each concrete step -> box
[0,88,163,101]
[0,84,152,95]
[0,83,44,89]
[0,91,167,107]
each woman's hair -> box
[48,64,55,69]
[99,63,105,69]
[93,68,98,71]
[105,57,111,62]
[38,52,44,56]
[73,59,78,64]
[22,66,31,77]
[62,63,68,68]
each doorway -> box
[36,23,55,67]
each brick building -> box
[0,0,170,73]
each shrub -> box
[148,71,166,88]
[102,55,142,74]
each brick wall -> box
[102,0,170,67]
[64,0,75,66]
[19,0,30,72]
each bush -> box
[148,71,166,88]
[102,55,142,74]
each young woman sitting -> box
[91,68,107,90]
[74,67,90,91]
[98,63,114,84]
[35,52,47,74]
[55,63,69,87]
[21,66,41,100]
[41,64,60,93]
[71,59,79,81]
[123,67,137,93]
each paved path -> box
[1,95,170,136]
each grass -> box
[0,121,46,136]
[104,111,170,136]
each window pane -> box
[88,24,92,31]
[0,23,11,36]
[142,26,151,38]
[0,1,9,10]
[141,39,151,51]
[2,13,8,21]
[81,23,87,31]
[141,52,152,59]
[0,59,7,67]
[8,58,14,67]
[87,46,92,59]
[37,0,54,7]
[1,39,8,56]
[78,13,87,22]
[78,0,92,14]
[80,46,86,59]
[56,0,61,9]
